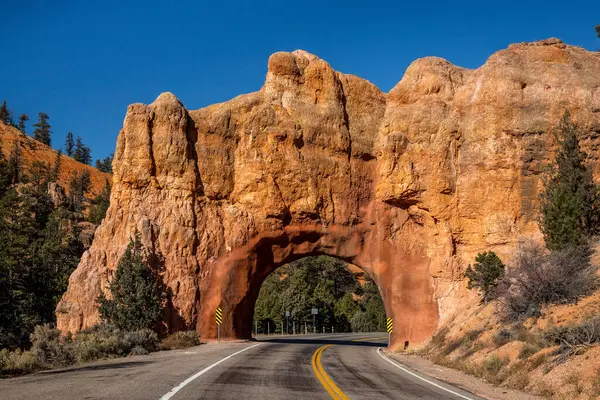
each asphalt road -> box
[0,333,485,400]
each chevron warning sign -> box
[216,307,223,325]
[386,317,393,334]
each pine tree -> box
[0,100,13,126]
[65,132,74,157]
[69,169,91,211]
[74,136,92,165]
[7,139,22,184]
[49,150,62,182]
[464,251,505,303]
[95,154,113,173]
[596,25,600,38]
[97,232,161,331]
[88,179,111,224]
[540,110,600,251]
[0,148,11,198]
[17,114,29,134]
[32,112,51,146]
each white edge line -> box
[377,347,475,400]
[159,343,261,400]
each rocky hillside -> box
[0,121,110,196]
[56,38,600,347]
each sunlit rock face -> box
[56,39,600,349]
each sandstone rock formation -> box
[56,39,600,349]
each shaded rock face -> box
[57,39,600,349]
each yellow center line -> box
[351,336,389,342]
[311,344,350,400]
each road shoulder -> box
[384,351,545,400]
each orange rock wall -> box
[57,39,600,349]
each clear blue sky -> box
[1,0,599,161]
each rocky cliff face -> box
[56,39,600,348]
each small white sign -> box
[311,308,318,315]
[285,311,290,317]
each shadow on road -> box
[259,337,387,347]
[39,360,155,375]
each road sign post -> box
[311,308,318,334]
[285,311,290,335]
[216,307,223,343]
[386,317,393,347]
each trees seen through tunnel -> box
[253,256,386,334]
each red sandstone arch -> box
[198,224,438,350]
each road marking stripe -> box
[376,348,475,400]
[311,345,349,400]
[159,343,261,400]
[352,336,389,342]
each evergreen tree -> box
[65,132,74,157]
[540,110,600,251]
[0,100,13,126]
[27,160,51,186]
[49,150,62,183]
[0,184,54,348]
[596,25,600,38]
[17,114,29,134]
[464,251,505,303]
[32,112,51,146]
[74,136,91,165]
[69,169,91,211]
[88,179,111,224]
[95,154,113,173]
[253,256,384,334]
[0,148,11,198]
[97,232,161,331]
[0,157,85,349]
[7,139,22,184]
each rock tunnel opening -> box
[249,255,387,336]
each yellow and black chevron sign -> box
[386,317,393,334]
[216,307,223,325]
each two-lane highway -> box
[0,333,484,400]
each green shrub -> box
[73,325,158,362]
[518,343,541,359]
[493,328,512,347]
[0,348,38,375]
[159,331,200,350]
[29,324,75,368]
[484,354,505,375]
[465,252,505,303]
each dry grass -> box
[159,331,200,350]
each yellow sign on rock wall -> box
[216,307,223,325]
[386,317,393,334]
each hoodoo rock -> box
[56,39,600,349]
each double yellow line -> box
[311,344,349,400]
[311,337,388,399]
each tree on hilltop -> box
[0,100,13,126]
[65,132,74,157]
[95,154,113,173]
[596,25,600,38]
[32,112,51,146]
[74,136,91,165]
[17,114,29,134]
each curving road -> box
[0,333,485,400]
